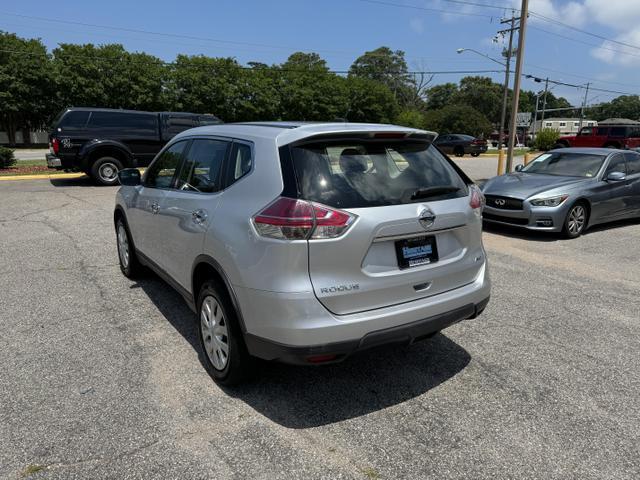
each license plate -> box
[395,235,438,269]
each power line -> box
[357,0,494,18]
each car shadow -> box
[583,217,640,235]
[49,176,106,187]
[134,273,472,429]
[482,221,560,242]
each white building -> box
[534,118,597,136]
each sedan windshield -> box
[521,152,606,177]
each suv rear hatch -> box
[276,133,485,316]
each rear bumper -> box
[236,261,491,363]
[46,154,62,169]
[245,297,489,364]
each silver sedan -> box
[481,148,640,238]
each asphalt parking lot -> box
[1,177,639,479]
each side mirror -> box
[514,164,523,172]
[118,168,141,186]
[606,171,626,182]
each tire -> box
[454,147,465,157]
[563,202,588,239]
[116,217,142,278]
[553,143,567,149]
[198,281,254,385]
[471,152,480,157]
[604,143,620,149]
[91,156,123,186]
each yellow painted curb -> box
[0,172,86,181]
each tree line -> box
[2,31,639,145]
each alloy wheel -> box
[200,296,230,370]
[117,223,129,268]
[567,205,586,235]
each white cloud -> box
[591,28,640,67]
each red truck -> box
[554,122,640,150]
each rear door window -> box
[58,111,90,129]
[175,139,229,193]
[609,127,627,138]
[224,142,253,187]
[288,141,467,208]
[624,152,640,175]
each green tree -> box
[0,32,54,145]
[395,110,424,129]
[345,77,399,123]
[166,55,244,121]
[349,47,415,107]
[278,52,348,120]
[454,76,503,124]
[425,83,458,110]
[595,95,640,121]
[423,105,492,137]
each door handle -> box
[151,202,160,214]
[192,209,208,225]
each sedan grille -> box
[484,195,523,210]
[483,212,529,225]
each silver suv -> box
[114,122,490,384]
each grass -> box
[21,465,45,477]
[360,466,381,479]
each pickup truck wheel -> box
[91,157,123,186]
[116,218,142,277]
[198,282,254,385]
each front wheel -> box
[563,202,588,239]
[454,147,465,157]
[198,282,254,385]
[471,152,480,157]
[116,218,142,277]
[91,157,123,186]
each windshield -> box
[521,152,606,177]
[289,141,467,208]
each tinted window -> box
[144,141,187,188]
[579,127,593,136]
[175,139,228,193]
[609,127,627,137]
[58,111,89,129]
[595,127,608,136]
[165,115,196,138]
[289,141,466,208]
[624,152,640,175]
[198,115,222,126]
[605,154,627,176]
[88,111,157,132]
[522,152,606,178]
[225,143,253,187]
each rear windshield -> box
[288,141,468,208]
[522,152,606,177]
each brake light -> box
[469,184,485,210]
[253,197,355,240]
[50,138,59,155]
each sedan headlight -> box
[530,195,569,207]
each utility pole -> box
[497,15,517,155]
[506,0,529,173]
[579,82,590,129]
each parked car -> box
[481,148,640,238]
[114,122,491,384]
[554,122,640,150]
[433,134,488,157]
[46,108,222,185]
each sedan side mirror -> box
[118,168,141,186]
[514,164,523,172]
[606,171,626,182]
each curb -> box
[0,172,86,181]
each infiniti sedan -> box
[481,148,640,238]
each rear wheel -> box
[198,281,253,385]
[471,152,480,157]
[454,146,465,157]
[604,142,620,149]
[563,202,588,239]
[91,156,123,186]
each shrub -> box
[395,109,425,129]
[0,146,16,168]
[534,128,560,151]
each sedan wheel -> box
[564,203,587,238]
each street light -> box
[457,48,510,160]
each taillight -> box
[50,138,59,155]
[253,197,355,240]
[469,184,485,210]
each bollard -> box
[497,149,505,176]
[523,152,530,166]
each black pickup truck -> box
[47,108,221,185]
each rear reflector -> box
[469,184,485,210]
[306,354,338,363]
[253,197,355,240]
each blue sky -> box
[2,0,639,106]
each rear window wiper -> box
[410,186,461,200]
